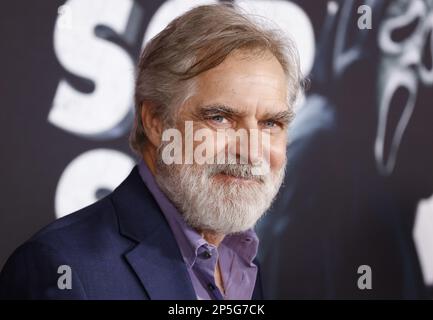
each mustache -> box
[206,164,265,183]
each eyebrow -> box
[262,110,294,126]
[195,103,293,125]
[195,104,247,119]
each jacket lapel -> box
[124,230,197,300]
[110,166,196,300]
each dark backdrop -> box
[1,0,432,299]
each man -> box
[0,3,301,299]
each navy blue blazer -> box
[0,166,263,299]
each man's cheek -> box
[269,141,288,172]
[214,130,229,161]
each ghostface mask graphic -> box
[375,0,433,175]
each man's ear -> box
[140,102,164,148]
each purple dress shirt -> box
[138,160,259,300]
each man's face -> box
[155,49,290,234]
[178,49,289,177]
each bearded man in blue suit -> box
[0,3,301,300]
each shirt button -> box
[202,251,212,259]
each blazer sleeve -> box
[0,240,87,299]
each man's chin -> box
[184,205,265,235]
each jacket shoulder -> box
[0,195,136,299]
[30,196,118,247]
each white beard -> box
[155,152,286,235]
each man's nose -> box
[232,126,265,166]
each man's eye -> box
[211,115,227,123]
[263,120,277,128]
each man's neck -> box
[200,230,225,247]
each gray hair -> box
[130,3,303,155]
